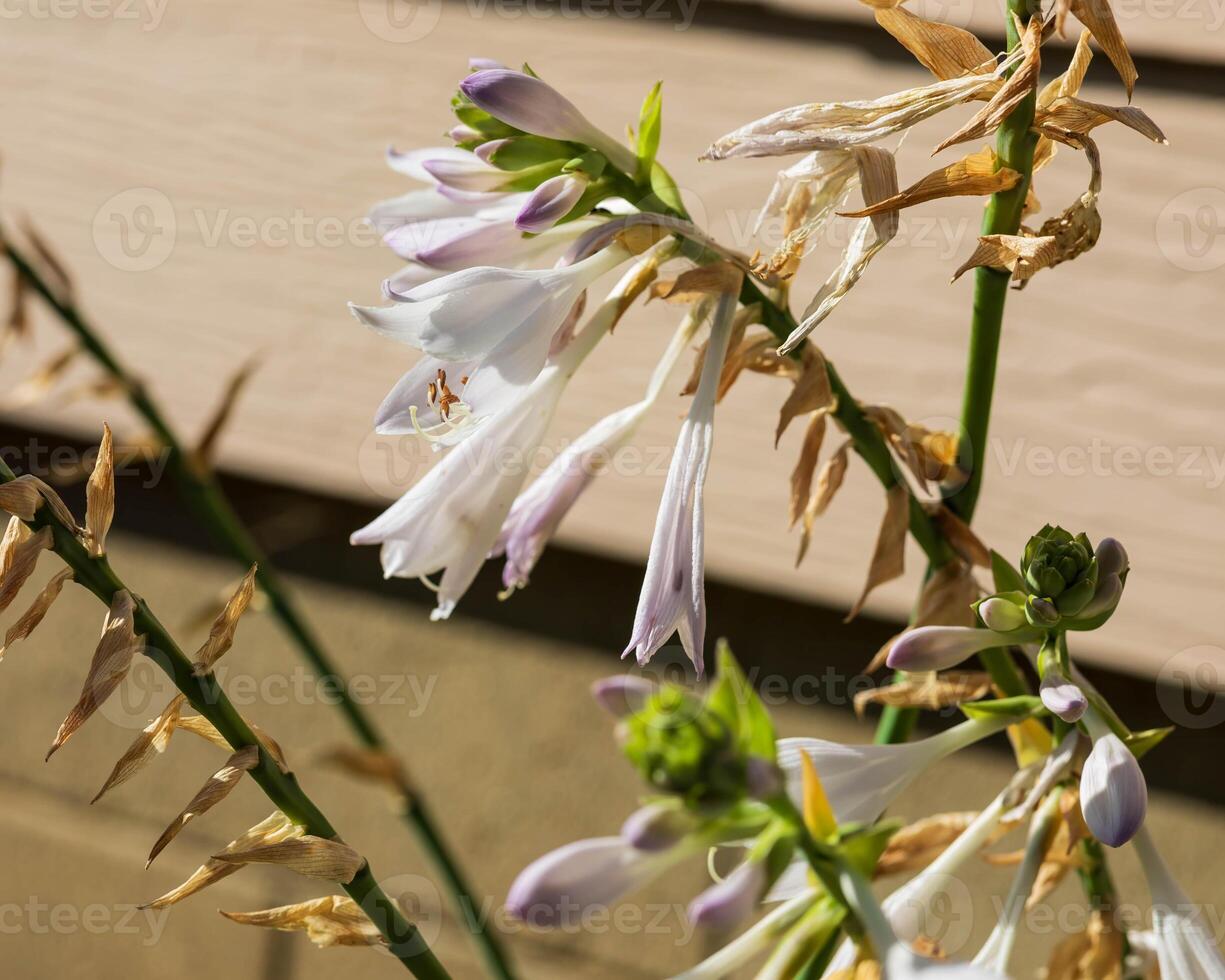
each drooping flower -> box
[494,306,699,592]
[1131,826,1225,979]
[622,290,740,677]
[1080,712,1147,847]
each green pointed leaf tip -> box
[990,549,1027,595]
[1126,726,1175,759]
[960,694,1045,720]
[648,161,686,217]
[710,640,777,761]
[636,81,663,181]
[837,818,903,878]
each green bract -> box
[1020,525,1099,618]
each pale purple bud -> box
[886,626,1021,673]
[473,139,509,165]
[460,69,636,173]
[688,858,766,930]
[1081,732,1147,847]
[1039,668,1087,722]
[745,756,782,801]
[591,675,655,717]
[1095,537,1129,577]
[506,837,665,926]
[468,56,505,71]
[515,173,587,233]
[1077,573,1123,620]
[449,125,482,144]
[620,802,694,851]
[978,597,1027,632]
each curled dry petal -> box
[1037,97,1166,144]
[0,477,44,521]
[1056,0,1136,97]
[195,355,261,469]
[789,411,829,528]
[0,524,52,616]
[147,745,260,867]
[777,347,834,446]
[854,671,994,719]
[845,484,909,622]
[91,693,187,803]
[840,147,1020,219]
[876,811,979,878]
[314,745,412,796]
[143,811,301,909]
[220,896,385,948]
[874,6,996,81]
[192,564,258,674]
[952,234,1060,283]
[47,589,142,760]
[795,439,850,567]
[85,423,115,557]
[214,835,365,884]
[0,567,73,660]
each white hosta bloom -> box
[494,308,700,592]
[623,290,740,677]
[351,253,648,619]
[1133,826,1225,979]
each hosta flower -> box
[1021,525,1099,617]
[515,172,589,233]
[506,835,699,927]
[351,253,650,619]
[886,625,1038,673]
[460,68,638,175]
[1038,665,1087,722]
[1132,826,1225,979]
[688,857,768,930]
[622,291,739,677]
[494,308,697,592]
[1080,712,1147,847]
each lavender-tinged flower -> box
[494,308,698,592]
[1132,826,1225,979]
[1095,536,1129,577]
[623,291,740,677]
[1075,570,1123,621]
[976,596,1027,633]
[1080,712,1147,847]
[506,835,696,927]
[886,625,1037,673]
[350,244,627,363]
[515,173,588,233]
[688,857,768,930]
[460,68,638,175]
[351,253,651,618]
[672,889,821,980]
[1039,665,1087,722]
[620,802,697,852]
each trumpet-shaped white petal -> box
[350,244,628,363]
[506,835,696,927]
[623,292,739,678]
[1080,712,1147,847]
[495,309,699,591]
[1132,826,1225,980]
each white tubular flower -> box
[972,792,1063,976]
[351,253,652,620]
[1132,827,1225,980]
[622,289,740,678]
[494,308,700,593]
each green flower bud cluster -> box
[976,525,1128,635]
[619,644,779,811]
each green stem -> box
[1,232,515,980]
[1,461,450,980]
[876,1,1039,743]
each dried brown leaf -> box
[876,811,977,877]
[680,305,760,401]
[192,564,258,675]
[220,896,385,948]
[214,835,364,884]
[1,567,72,661]
[47,589,143,759]
[927,505,991,567]
[1063,0,1136,98]
[1037,97,1165,144]
[796,440,851,567]
[952,234,1061,283]
[142,811,301,909]
[649,263,743,304]
[855,670,994,718]
[147,745,260,867]
[846,484,908,622]
[91,694,187,803]
[316,745,413,797]
[789,411,829,527]
[19,220,75,301]
[1038,29,1093,111]
[935,17,1043,154]
[0,524,51,616]
[85,423,114,557]
[874,7,996,82]
[777,347,834,446]
[0,478,44,521]
[3,344,79,409]
[175,712,288,770]
[1044,910,1124,980]
[841,147,1020,219]
[194,355,261,470]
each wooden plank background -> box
[1,0,1223,683]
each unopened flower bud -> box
[744,755,782,801]
[886,625,1025,673]
[620,801,695,851]
[1021,526,1099,617]
[1094,537,1129,577]
[978,596,1027,632]
[591,675,655,718]
[687,857,766,930]
[1081,728,1147,847]
[1025,595,1061,628]
[1039,668,1087,722]
[516,173,588,233]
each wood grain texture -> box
[0,0,1222,684]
